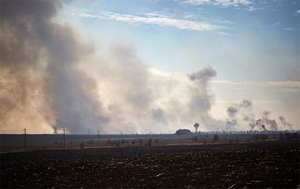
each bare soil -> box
[1,140,299,188]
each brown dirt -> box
[1,140,299,188]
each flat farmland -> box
[1,140,299,188]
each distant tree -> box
[213,134,219,141]
[106,139,111,145]
[175,129,193,135]
[235,137,239,144]
[279,133,285,141]
[148,137,152,146]
[285,133,292,140]
[138,138,143,145]
[292,132,299,140]
[192,136,198,141]
[80,142,85,149]
[253,134,260,141]
[260,134,268,141]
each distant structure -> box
[194,123,199,134]
[175,129,193,135]
[261,125,266,131]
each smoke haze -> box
[0,0,109,134]
[0,0,295,134]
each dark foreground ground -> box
[1,140,299,188]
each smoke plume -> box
[0,1,294,134]
[187,66,225,130]
[188,66,217,117]
[0,0,109,134]
[227,106,239,118]
[279,116,293,130]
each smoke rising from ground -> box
[188,66,216,117]
[279,116,293,130]
[0,0,109,134]
[225,100,284,131]
[0,1,294,134]
[187,67,225,131]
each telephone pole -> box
[24,128,26,152]
[63,129,65,148]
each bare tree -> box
[80,142,85,149]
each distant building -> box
[175,129,193,135]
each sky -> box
[0,0,299,134]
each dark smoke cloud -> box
[248,111,278,131]
[261,111,278,131]
[0,0,109,134]
[227,106,239,118]
[239,99,252,109]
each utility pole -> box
[63,129,65,148]
[24,128,26,152]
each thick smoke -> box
[260,111,278,131]
[0,0,109,134]
[0,1,294,134]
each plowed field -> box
[1,141,299,188]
